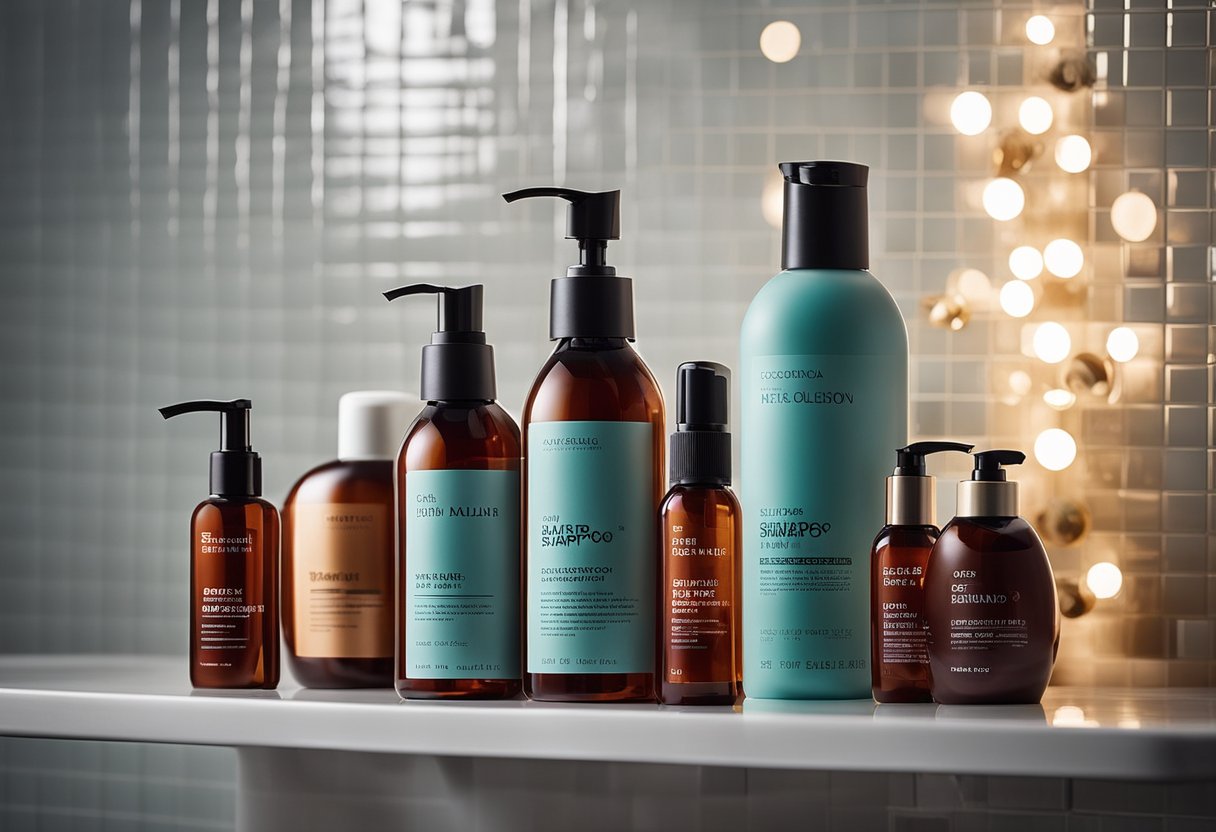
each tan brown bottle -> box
[924,451,1060,705]
[388,284,522,700]
[160,399,279,690]
[281,391,414,688]
[659,363,740,705]
[504,186,665,702]
[870,441,972,704]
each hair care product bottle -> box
[503,186,665,702]
[924,450,1060,704]
[871,441,973,703]
[386,283,522,700]
[659,362,741,706]
[159,399,279,690]
[740,161,908,700]
[281,391,415,688]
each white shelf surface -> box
[1,655,1214,781]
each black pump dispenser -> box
[670,362,731,486]
[894,441,976,476]
[384,283,496,402]
[780,160,870,271]
[501,186,634,340]
[159,399,262,497]
[971,449,1025,481]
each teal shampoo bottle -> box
[740,161,909,699]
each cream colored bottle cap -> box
[337,390,417,461]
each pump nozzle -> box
[671,361,732,486]
[894,441,975,476]
[971,449,1026,482]
[502,184,635,341]
[159,399,261,497]
[384,283,496,403]
[957,449,1026,517]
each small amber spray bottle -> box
[659,362,741,705]
[159,399,279,690]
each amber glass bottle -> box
[659,363,740,705]
[504,186,665,703]
[388,284,522,700]
[870,442,972,704]
[282,391,414,688]
[160,399,279,690]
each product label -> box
[292,503,391,658]
[195,528,261,668]
[664,523,735,684]
[527,421,655,674]
[945,568,1028,667]
[405,469,520,679]
[877,562,928,667]
[742,353,906,696]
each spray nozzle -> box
[158,399,261,497]
[383,283,485,342]
[971,449,1026,482]
[502,187,621,274]
[677,362,730,432]
[894,441,975,476]
[384,283,496,403]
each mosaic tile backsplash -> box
[0,0,1212,827]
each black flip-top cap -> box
[670,362,732,486]
[780,160,870,271]
[384,284,497,402]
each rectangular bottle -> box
[740,162,908,700]
[505,186,665,702]
[160,399,279,690]
[388,284,522,700]
[659,362,740,705]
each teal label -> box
[527,421,655,674]
[742,353,906,698]
[405,469,520,680]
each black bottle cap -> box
[670,362,731,486]
[384,284,497,403]
[894,441,976,476]
[159,399,262,497]
[971,449,1026,482]
[779,160,870,271]
[502,186,635,340]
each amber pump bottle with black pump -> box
[870,441,973,703]
[503,186,665,703]
[386,283,522,700]
[159,399,279,690]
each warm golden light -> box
[1026,15,1055,45]
[1106,327,1140,363]
[1043,388,1076,410]
[950,91,993,136]
[1055,135,1092,173]
[954,268,992,302]
[1034,428,1077,471]
[983,178,1025,221]
[760,21,802,63]
[1018,96,1054,135]
[999,279,1035,318]
[1044,238,1083,278]
[761,172,783,229]
[1033,322,1072,364]
[1009,370,1033,396]
[1009,245,1044,280]
[1111,190,1157,242]
[1086,562,1123,600]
